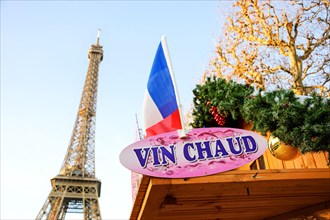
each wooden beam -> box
[130,175,150,220]
[137,178,172,220]
[265,201,330,220]
[170,168,330,185]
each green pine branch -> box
[191,77,330,164]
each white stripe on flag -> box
[143,89,163,129]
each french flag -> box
[143,36,183,137]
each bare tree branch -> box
[206,0,330,97]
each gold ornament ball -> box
[268,135,300,161]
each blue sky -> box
[1,1,231,219]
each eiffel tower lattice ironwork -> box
[36,31,103,220]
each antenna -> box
[135,114,144,140]
[96,29,101,46]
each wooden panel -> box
[234,161,252,170]
[138,178,171,220]
[154,184,330,220]
[157,195,330,220]
[168,169,330,185]
[247,179,330,196]
[264,149,285,169]
[239,121,329,170]
[262,149,271,169]
[283,160,296,169]
[130,175,150,219]
[263,150,330,170]
[131,169,330,220]
[292,154,306,168]
[168,182,249,197]
[267,201,330,220]
[313,152,329,168]
[302,153,317,168]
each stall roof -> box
[130,168,330,220]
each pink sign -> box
[120,127,267,178]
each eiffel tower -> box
[36,31,103,220]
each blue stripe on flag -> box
[147,43,178,118]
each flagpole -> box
[161,35,187,138]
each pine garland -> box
[243,90,330,154]
[191,77,330,163]
[191,76,254,128]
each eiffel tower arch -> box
[36,31,103,220]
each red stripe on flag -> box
[145,109,182,137]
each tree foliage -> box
[205,0,329,96]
